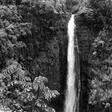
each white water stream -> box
[64,14,77,112]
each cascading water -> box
[65,14,80,112]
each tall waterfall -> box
[65,14,80,112]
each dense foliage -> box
[81,0,112,111]
[0,60,59,112]
[1,0,112,112]
[0,0,63,112]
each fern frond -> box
[33,76,48,91]
[2,61,19,76]
[43,87,59,101]
[36,99,55,112]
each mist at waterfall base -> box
[64,14,77,112]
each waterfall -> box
[64,14,80,112]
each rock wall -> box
[76,17,95,112]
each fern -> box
[33,76,59,100]
[0,60,59,112]
[2,60,18,76]
[33,76,48,90]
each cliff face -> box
[55,13,95,112]
[76,25,90,112]
[75,13,95,112]
[48,12,97,112]
[77,26,92,112]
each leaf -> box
[2,61,18,76]
[33,76,48,91]
[43,87,59,101]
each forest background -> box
[0,0,112,112]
